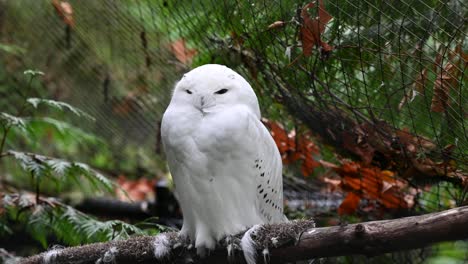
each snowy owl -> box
[161,64,286,255]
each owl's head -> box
[171,64,261,118]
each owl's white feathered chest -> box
[162,103,284,250]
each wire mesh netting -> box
[0,0,467,262]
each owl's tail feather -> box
[241,224,261,264]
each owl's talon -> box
[241,225,262,264]
[183,256,195,264]
[226,235,243,263]
[173,242,182,249]
[295,230,305,246]
[262,248,270,264]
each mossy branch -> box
[20,205,468,264]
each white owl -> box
[161,64,286,257]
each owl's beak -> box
[194,96,207,115]
[196,95,215,116]
[200,96,205,107]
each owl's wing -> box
[244,112,286,223]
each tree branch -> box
[20,205,468,264]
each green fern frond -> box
[68,162,114,193]
[23,70,44,76]
[59,205,149,242]
[0,112,27,131]
[26,117,101,143]
[6,151,114,192]
[0,43,26,55]
[47,159,70,177]
[26,98,95,121]
[7,151,49,178]
[0,221,13,236]
[1,193,159,247]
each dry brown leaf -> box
[431,44,464,112]
[52,0,74,27]
[268,21,286,29]
[300,0,333,56]
[394,128,436,154]
[342,128,375,165]
[170,39,197,65]
[319,159,339,169]
[322,176,341,187]
[398,69,428,111]
[433,50,443,73]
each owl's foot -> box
[196,245,209,257]
[225,235,242,263]
[172,232,191,252]
[241,224,262,264]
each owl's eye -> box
[215,88,228,95]
[185,89,193,94]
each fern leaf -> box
[47,159,71,177]
[24,117,103,144]
[26,98,95,121]
[23,70,44,76]
[7,151,49,178]
[7,151,114,192]
[0,43,26,55]
[0,113,27,131]
[2,193,159,247]
[71,162,114,193]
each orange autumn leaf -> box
[170,39,197,65]
[263,119,320,176]
[264,120,290,154]
[52,0,74,27]
[300,0,333,56]
[116,175,157,202]
[324,161,409,210]
[340,161,360,176]
[338,192,361,215]
[380,189,407,209]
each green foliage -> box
[2,194,157,248]
[6,151,114,193]
[0,113,27,132]
[0,43,25,55]
[26,98,95,121]
[0,69,160,249]
[158,0,467,156]
[426,241,468,264]
[0,72,113,193]
[24,117,102,144]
